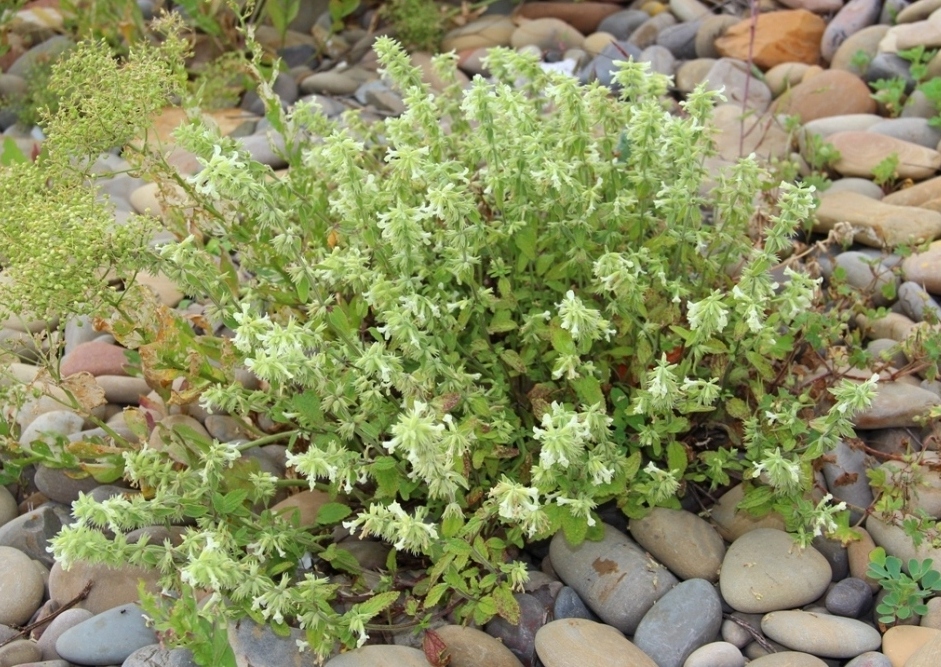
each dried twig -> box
[0,581,93,648]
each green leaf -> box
[560,510,588,546]
[666,441,688,477]
[488,310,517,334]
[550,327,576,355]
[499,349,527,374]
[329,0,359,24]
[572,376,604,407]
[315,502,352,526]
[289,391,323,426]
[726,397,750,420]
[492,584,520,624]
[515,222,537,261]
[0,137,28,167]
[321,543,363,574]
[327,306,353,337]
[425,582,451,608]
[265,0,301,36]
[357,590,401,617]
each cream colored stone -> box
[814,191,941,248]
[883,625,941,667]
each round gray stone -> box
[719,529,831,614]
[122,644,199,667]
[549,523,677,634]
[56,604,158,665]
[38,607,93,661]
[0,545,45,625]
[629,507,725,582]
[761,610,882,658]
[632,578,722,667]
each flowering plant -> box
[1,26,880,662]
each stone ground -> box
[7,0,941,666]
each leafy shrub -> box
[868,546,941,625]
[1,28,881,662]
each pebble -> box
[774,69,877,123]
[229,617,321,667]
[906,631,941,666]
[682,641,745,667]
[628,507,725,582]
[597,10,650,40]
[832,25,891,74]
[714,10,825,69]
[632,578,721,667]
[854,382,941,429]
[20,411,85,448]
[762,610,881,657]
[122,645,198,667]
[552,586,598,621]
[323,644,429,667]
[832,251,899,308]
[898,281,941,322]
[814,191,941,248]
[441,16,515,52]
[432,625,523,667]
[48,560,161,615]
[882,625,941,666]
[827,132,941,180]
[60,341,131,377]
[0,486,18,528]
[0,505,64,566]
[549,524,677,634]
[719,528,831,614]
[825,577,873,618]
[55,603,157,665]
[866,514,941,567]
[845,652,892,667]
[702,60,772,111]
[534,618,657,667]
[710,484,786,541]
[0,545,45,626]
[37,608,93,661]
[821,0,882,62]
[484,593,546,665]
[0,639,42,666]
[867,117,941,149]
[821,439,874,521]
[511,18,585,51]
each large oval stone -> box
[629,507,726,582]
[719,529,831,614]
[549,523,677,633]
[632,578,722,667]
[761,610,881,658]
[534,618,657,667]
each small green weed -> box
[868,547,941,625]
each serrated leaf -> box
[357,590,401,617]
[560,510,589,546]
[745,350,774,379]
[666,441,688,476]
[499,348,527,374]
[424,582,451,609]
[623,451,641,482]
[488,310,517,334]
[492,585,520,624]
[550,327,576,355]
[572,376,604,407]
[441,511,464,538]
[327,306,353,337]
[726,397,750,420]
[315,502,352,525]
[321,544,362,574]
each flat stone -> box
[56,604,158,665]
[773,70,876,123]
[534,618,657,667]
[442,16,515,52]
[0,486,16,529]
[628,12,676,49]
[549,523,677,634]
[867,117,941,149]
[898,281,941,322]
[514,2,621,34]
[38,608,93,660]
[897,0,941,22]
[675,58,716,93]
[710,483,786,542]
[633,578,722,667]
[907,631,941,666]
[821,0,882,62]
[831,25,891,75]
[0,505,63,566]
[710,104,789,161]
[33,465,100,505]
[745,652,829,666]
[832,251,898,308]
[49,560,161,615]
[60,341,130,378]
[694,14,738,59]
[511,18,585,50]
[20,411,85,447]
[828,131,941,180]
[123,644,199,667]
[719,528,831,614]
[764,62,814,96]
[230,617,321,667]
[702,62,772,113]
[761,610,880,657]
[866,514,941,568]
[882,626,941,666]
[655,20,699,59]
[323,644,428,667]
[683,642,745,667]
[854,382,941,429]
[845,651,892,667]
[0,639,41,666]
[714,10,825,69]
[628,508,725,582]
[821,438,875,521]
[0,546,44,626]
[814,191,941,248]
[597,10,651,40]
[902,239,941,295]
[433,625,523,667]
